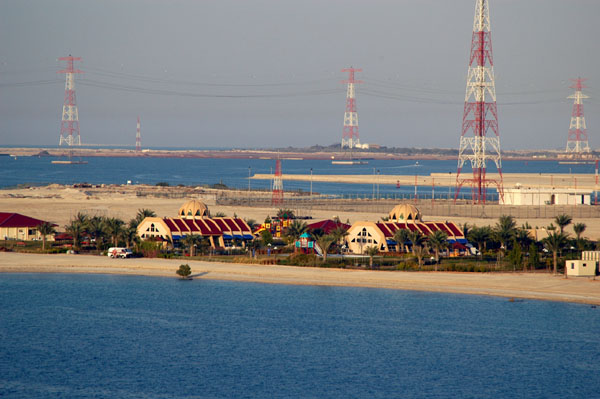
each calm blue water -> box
[1,273,599,398]
[0,156,596,198]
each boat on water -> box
[558,161,596,165]
[51,160,88,165]
[332,160,368,165]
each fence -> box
[216,192,600,219]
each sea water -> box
[0,156,596,198]
[1,273,599,398]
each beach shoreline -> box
[2,252,598,306]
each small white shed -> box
[565,260,597,277]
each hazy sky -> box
[1,0,599,150]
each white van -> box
[107,247,133,258]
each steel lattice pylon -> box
[341,67,362,149]
[455,0,503,204]
[136,116,142,152]
[271,158,283,205]
[565,78,590,154]
[58,55,83,146]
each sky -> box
[0,0,599,150]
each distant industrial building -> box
[500,186,591,206]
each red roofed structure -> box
[306,219,351,235]
[0,212,57,241]
[345,204,465,254]
[136,200,254,249]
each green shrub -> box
[176,264,192,279]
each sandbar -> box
[1,252,598,306]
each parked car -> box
[107,247,133,258]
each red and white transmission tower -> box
[136,116,142,151]
[271,158,283,205]
[455,0,503,204]
[58,55,83,146]
[341,67,362,149]
[565,78,590,154]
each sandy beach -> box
[1,252,598,305]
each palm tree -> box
[554,214,573,234]
[468,226,491,258]
[182,235,201,257]
[407,230,425,255]
[316,234,336,263]
[494,215,517,257]
[286,220,308,250]
[124,226,139,249]
[87,216,107,251]
[74,212,89,226]
[573,222,587,252]
[330,226,349,253]
[461,222,471,238]
[515,228,533,251]
[392,228,410,253]
[65,220,85,251]
[135,208,156,225]
[105,217,125,246]
[365,246,379,269]
[543,231,568,275]
[277,208,295,219]
[244,218,257,230]
[36,221,56,251]
[573,222,586,240]
[413,243,429,270]
[428,230,449,270]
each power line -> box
[85,66,331,87]
[78,78,343,98]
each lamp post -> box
[372,168,375,199]
[310,168,313,198]
[376,169,380,200]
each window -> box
[150,223,155,232]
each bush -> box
[176,264,192,279]
[282,253,319,267]
[139,240,162,258]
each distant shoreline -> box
[1,252,598,306]
[0,146,579,162]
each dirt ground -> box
[1,184,598,240]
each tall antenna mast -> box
[565,78,590,155]
[58,55,83,146]
[341,67,363,149]
[136,116,142,152]
[271,157,283,206]
[455,0,503,204]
